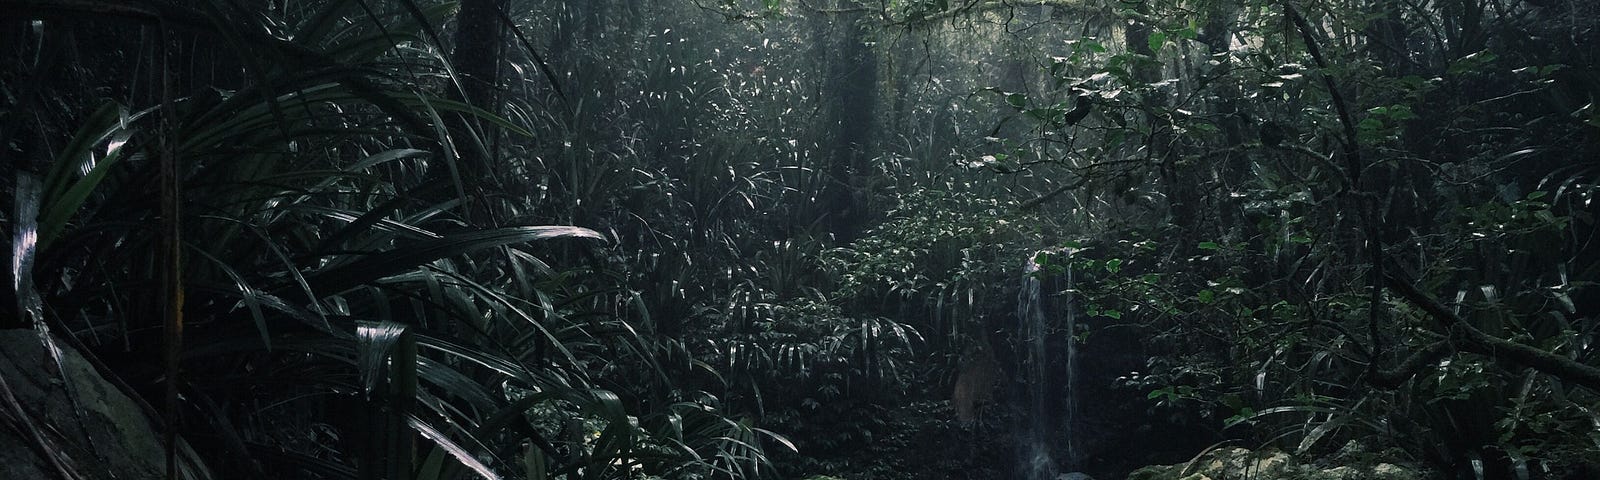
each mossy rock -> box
[0,330,165,479]
[1127,446,1422,480]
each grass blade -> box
[306,226,604,294]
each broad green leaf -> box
[306,226,604,294]
[38,102,148,249]
[409,414,504,480]
[1147,31,1167,53]
[1006,92,1027,109]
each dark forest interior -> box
[2,1,1599,479]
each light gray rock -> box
[0,329,166,479]
[1127,446,1423,480]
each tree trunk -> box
[820,11,878,242]
[452,0,506,110]
[449,0,507,191]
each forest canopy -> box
[2,0,1598,479]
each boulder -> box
[1127,446,1422,480]
[0,329,166,479]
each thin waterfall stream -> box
[1018,250,1081,480]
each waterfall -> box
[1017,250,1080,479]
[1062,255,1079,471]
[1018,253,1055,480]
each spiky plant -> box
[4,1,784,479]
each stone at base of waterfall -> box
[1126,447,1421,480]
[1057,473,1094,480]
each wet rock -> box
[0,330,165,479]
[1127,446,1422,480]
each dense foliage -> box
[3,1,1597,479]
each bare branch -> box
[1384,271,1600,393]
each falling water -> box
[1018,250,1080,480]
[1018,253,1054,480]
[1062,254,1079,472]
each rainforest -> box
[2,1,1598,479]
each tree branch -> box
[1367,340,1452,388]
[1384,271,1600,393]
[1018,176,1089,210]
[1282,2,1389,375]
[877,0,1097,26]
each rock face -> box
[1127,447,1421,480]
[0,329,166,479]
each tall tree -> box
[819,8,878,242]
[449,0,509,194]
